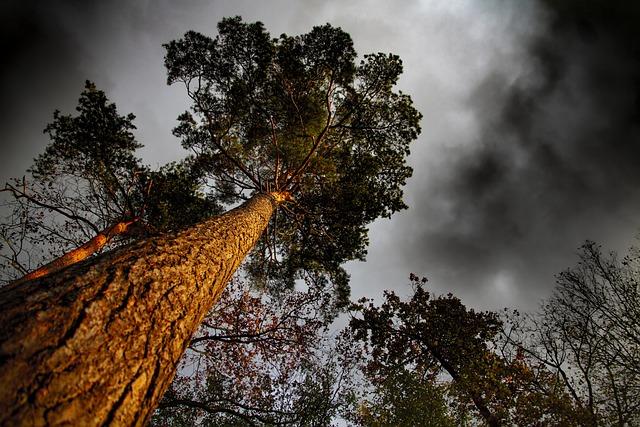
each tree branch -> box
[2,183,101,235]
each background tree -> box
[349,274,589,426]
[351,367,456,427]
[505,241,640,426]
[0,17,420,425]
[151,275,355,426]
[0,81,220,284]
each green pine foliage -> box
[164,17,422,303]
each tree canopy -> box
[152,277,354,426]
[348,274,590,426]
[164,16,421,300]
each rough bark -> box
[0,193,277,426]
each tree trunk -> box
[0,192,278,426]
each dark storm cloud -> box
[0,0,327,179]
[400,1,640,307]
[0,1,92,180]
[0,0,190,180]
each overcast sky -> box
[1,0,639,311]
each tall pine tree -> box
[0,17,420,425]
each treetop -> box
[164,16,422,298]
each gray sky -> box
[1,0,639,311]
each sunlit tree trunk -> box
[0,193,279,426]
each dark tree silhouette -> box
[349,275,590,426]
[506,241,640,426]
